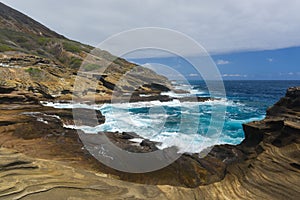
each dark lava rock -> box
[286,86,300,98]
[140,139,159,151]
[149,83,171,92]
[71,108,105,127]
[0,86,15,94]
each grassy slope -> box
[0,28,92,69]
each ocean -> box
[45,80,300,153]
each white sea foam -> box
[129,138,144,143]
[152,132,220,153]
[162,83,207,98]
[139,94,152,97]
[41,87,263,154]
[161,91,190,98]
[37,118,48,124]
[22,111,61,124]
[41,101,102,110]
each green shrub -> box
[63,42,81,53]
[83,63,102,71]
[37,37,51,46]
[0,44,15,52]
[70,57,82,69]
[57,54,68,64]
[25,67,42,77]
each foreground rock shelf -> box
[0,148,168,200]
[0,87,299,199]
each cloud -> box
[216,59,230,65]
[2,0,300,56]
[267,58,274,62]
[222,74,247,77]
[188,73,199,77]
[279,72,298,76]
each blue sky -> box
[213,47,300,80]
[129,47,300,80]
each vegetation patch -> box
[82,63,102,71]
[0,44,16,52]
[37,37,51,46]
[62,41,81,53]
[0,29,93,69]
[70,57,83,69]
[25,67,43,78]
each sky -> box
[129,47,300,80]
[2,0,300,80]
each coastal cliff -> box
[0,2,171,102]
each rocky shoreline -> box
[0,86,299,199]
[1,2,299,198]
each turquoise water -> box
[45,80,300,153]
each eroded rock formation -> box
[0,2,299,199]
[0,87,299,199]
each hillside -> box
[0,2,92,69]
[0,2,64,38]
[0,2,170,101]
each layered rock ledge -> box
[0,87,299,199]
